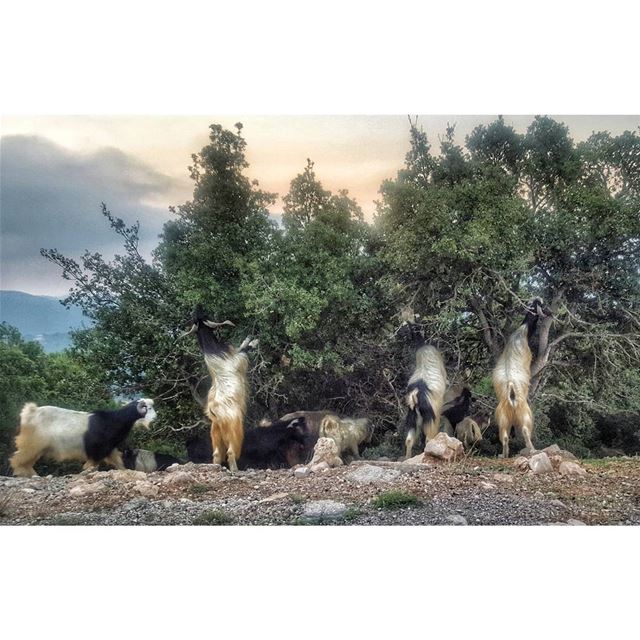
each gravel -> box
[1,457,639,526]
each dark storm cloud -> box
[0,135,176,295]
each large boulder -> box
[424,433,464,463]
[529,452,554,475]
[309,437,343,470]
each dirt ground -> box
[1,457,639,526]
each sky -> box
[1,115,639,296]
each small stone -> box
[513,456,529,471]
[403,453,429,465]
[559,461,587,477]
[519,446,538,457]
[549,499,567,509]
[445,514,468,526]
[493,473,514,483]
[567,519,587,526]
[310,461,330,473]
[294,467,311,478]
[302,500,347,521]
[529,452,554,475]
[479,481,497,490]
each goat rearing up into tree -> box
[403,344,448,459]
[180,307,258,472]
[492,298,546,458]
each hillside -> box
[0,290,89,352]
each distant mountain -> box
[0,290,91,352]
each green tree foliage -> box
[35,118,640,461]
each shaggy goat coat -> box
[196,324,254,473]
[403,345,448,459]
[319,416,372,458]
[492,304,542,457]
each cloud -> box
[0,135,176,295]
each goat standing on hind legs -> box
[180,307,258,472]
[492,298,547,458]
[399,319,448,459]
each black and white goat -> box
[400,320,448,459]
[122,448,181,472]
[181,307,258,472]
[492,298,545,457]
[10,400,156,477]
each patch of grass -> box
[188,483,212,496]
[372,491,421,510]
[290,494,306,504]
[343,506,363,522]
[582,458,614,468]
[193,509,232,526]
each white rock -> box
[259,492,290,504]
[549,499,567,509]
[493,473,514,483]
[134,481,160,498]
[567,519,587,526]
[513,456,530,471]
[529,452,554,475]
[346,464,401,484]
[559,461,587,477]
[310,461,330,473]
[479,481,497,490]
[424,433,464,462]
[309,437,343,468]
[69,483,105,497]
[110,469,148,482]
[294,466,311,478]
[162,471,194,486]
[302,500,347,521]
[445,514,468,526]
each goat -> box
[122,448,181,472]
[186,416,308,470]
[319,416,372,459]
[403,345,448,459]
[273,410,340,458]
[492,298,546,457]
[442,386,473,430]
[454,417,483,450]
[10,400,156,477]
[181,307,258,472]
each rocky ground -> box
[1,452,639,526]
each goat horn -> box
[177,323,197,339]
[203,320,235,329]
